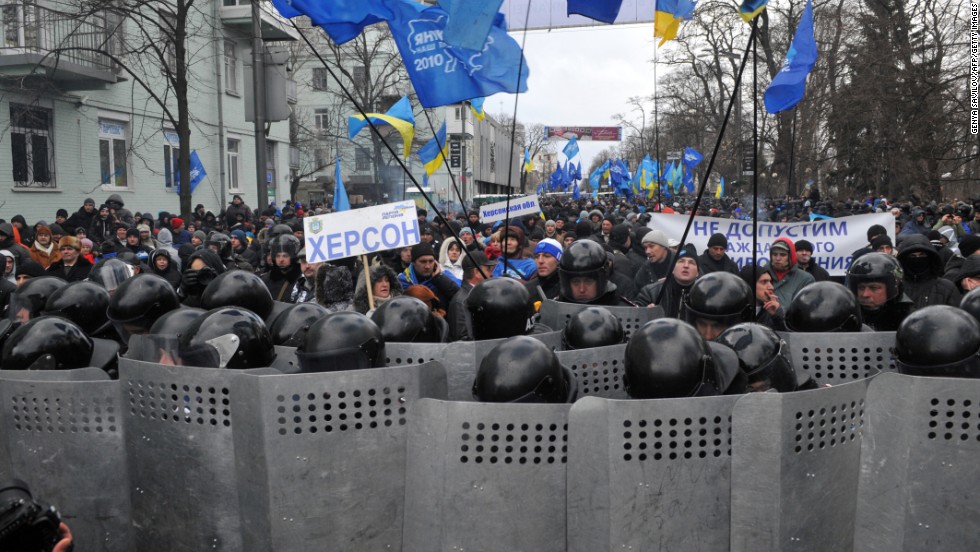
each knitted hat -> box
[867,224,887,241]
[677,244,699,262]
[83,198,95,206]
[794,239,814,252]
[870,235,893,250]
[136,224,151,233]
[49,224,64,235]
[80,238,93,249]
[609,224,630,246]
[58,236,81,251]
[534,238,563,261]
[193,230,207,242]
[959,235,980,257]
[171,217,185,230]
[411,242,436,262]
[707,233,728,249]
[641,229,670,248]
[15,260,45,279]
[458,226,473,236]
[56,209,69,218]
[230,229,247,242]
[126,228,140,238]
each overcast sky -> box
[491,24,666,172]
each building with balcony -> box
[0,0,298,223]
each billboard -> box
[544,126,622,141]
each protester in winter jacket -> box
[897,234,962,309]
[28,225,60,268]
[698,233,739,275]
[768,237,815,306]
[352,264,402,316]
[150,249,182,290]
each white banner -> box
[479,194,541,223]
[303,201,420,263]
[648,213,896,276]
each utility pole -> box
[251,0,269,211]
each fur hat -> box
[58,236,81,251]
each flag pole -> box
[751,17,759,306]
[788,107,797,198]
[653,23,757,307]
[420,109,467,216]
[362,254,375,311]
[654,44,662,210]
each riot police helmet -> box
[148,307,207,338]
[200,269,274,319]
[296,311,385,372]
[716,323,798,392]
[89,258,136,294]
[961,288,980,325]
[558,239,610,303]
[894,305,980,378]
[269,302,330,347]
[472,336,576,403]
[624,319,720,399]
[785,281,863,332]
[106,273,181,342]
[177,307,275,369]
[205,232,232,259]
[43,280,111,335]
[6,276,68,324]
[465,277,533,340]
[1,316,118,371]
[371,296,445,343]
[846,252,904,301]
[680,272,754,339]
[562,306,625,350]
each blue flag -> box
[572,180,581,200]
[333,157,350,212]
[572,161,582,181]
[387,1,529,108]
[418,121,449,176]
[567,0,624,23]
[441,0,503,51]
[562,135,580,160]
[764,0,817,114]
[268,0,391,45]
[175,150,207,193]
[588,161,608,191]
[682,147,704,168]
[561,161,571,191]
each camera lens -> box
[0,479,32,506]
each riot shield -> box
[567,395,740,551]
[730,378,871,550]
[555,344,629,399]
[403,398,571,552]
[0,372,133,551]
[230,362,447,551]
[854,372,980,551]
[538,299,663,338]
[779,331,896,385]
[119,357,248,551]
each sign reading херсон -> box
[302,201,420,263]
[479,194,541,223]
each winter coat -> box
[314,264,354,312]
[396,264,459,311]
[698,252,739,275]
[44,256,93,282]
[635,278,693,318]
[897,235,962,309]
[150,249,182,289]
[633,253,674,291]
[64,206,96,235]
[352,264,402,315]
[106,194,135,227]
[29,241,60,269]
[769,238,816,306]
[261,263,301,302]
[154,229,182,270]
[524,271,561,303]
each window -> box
[10,104,54,188]
[314,108,329,136]
[99,119,128,188]
[355,148,370,171]
[161,14,177,74]
[454,107,461,120]
[163,130,179,190]
[351,65,367,90]
[227,138,240,190]
[312,67,328,91]
[489,141,496,174]
[314,147,329,168]
[224,40,238,94]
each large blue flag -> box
[572,180,581,200]
[387,1,529,108]
[269,0,391,44]
[764,0,816,114]
[561,161,572,191]
[567,0,624,23]
[175,150,206,194]
[682,146,704,168]
[333,157,350,212]
[441,0,503,51]
[655,0,697,46]
[588,161,609,191]
[562,135,580,160]
[572,161,582,181]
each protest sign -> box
[479,194,541,223]
[303,201,420,263]
[648,213,895,276]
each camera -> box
[0,479,64,552]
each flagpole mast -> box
[752,18,760,301]
[654,44,662,210]
[788,107,797,198]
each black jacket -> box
[633,253,674,291]
[524,271,561,303]
[800,261,831,283]
[635,278,693,318]
[45,256,93,282]
[898,235,962,309]
[698,252,739,276]
[261,263,302,302]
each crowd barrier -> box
[538,300,664,338]
[778,331,896,385]
[1,339,978,551]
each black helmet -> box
[269,303,329,347]
[269,234,301,263]
[465,278,532,340]
[89,258,136,294]
[148,307,206,338]
[962,288,980,325]
[847,252,904,301]
[785,281,863,332]
[106,274,181,342]
[559,239,609,303]
[296,311,385,372]
[206,232,232,259]
[177,307,275,369]
[42,281,111,335]
[894,305,980,378]
[716,323,798,392]
[624,319,719,399]
[268,224,293,240]
[680,272,753,338]
[201,270,274,319]
[1,316,118,371]
[6,276,68,323]
[370,296,445,343]
[562,306,625,350]
[472,336,575,403]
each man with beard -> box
[64,198,97,235]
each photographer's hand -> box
[53,522,73,552]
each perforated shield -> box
[730,379,870,550]
[854,372,980,550]
[230,362,447,551]
[538,300,663,338]
[556,344,628,399]
[386,331,562,401]
[567,395,739,551]
[0,371,133,551]
[779,331,896,385]
[403,399,571,552]
[270,345,300,373]
[119,357,245,551]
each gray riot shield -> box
[0,371,133,551]
[555,344,628,399]
[119,357,248,551]
[854,372,980,551]
[387,331,562,401]
[270,345,300,373]
[230,362,447,551]
[538,299,663,338]
[567,394,740,551]
[403,398,571,552]
[778,331,896,385]
[730,378,871,550]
